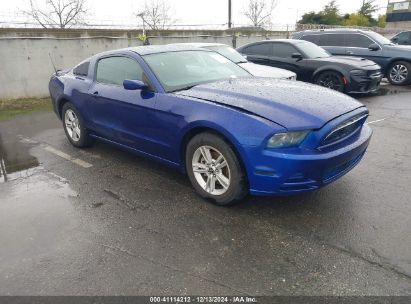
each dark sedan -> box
[237,39,382,94]
[293,29,411,85]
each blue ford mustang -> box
[49,45,372,205]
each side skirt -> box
[89,133,182,171]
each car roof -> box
[92,44,210,58]
[297,28,371,34]
[243,39,305,45]
[169,42,228,48]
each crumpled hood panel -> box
[176,78,365,129]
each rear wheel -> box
[315,71,345,92]
[62,102,93,148]
[387,61,411,85]
[185,132,247,206]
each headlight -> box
[350,70,367,76]
[267,131,310,149]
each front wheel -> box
[387,61,411,85]
[185,132,247,206]
[315,71,345,92]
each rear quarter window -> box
[242,43,272,56]
[73,61,90,77]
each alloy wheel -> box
[317,73,344,91]
[192,145,231,196]
[64,109,81,142]
[389,64,408,84]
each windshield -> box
[143,50,251,92]
[206,45,247,63]
[297,41,331,59]
[365,31,393,45]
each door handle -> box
[347,51,354,55]
[92,91,99,96]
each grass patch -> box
[0,97,52,121]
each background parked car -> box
[237,39,382,94]
[391,31,411,46]
[293,29,411,86]
[171,43,297,80]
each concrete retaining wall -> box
[0,28,291,100]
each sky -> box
[0,0,389,27]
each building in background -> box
[386,0,411,29]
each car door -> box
[268,42,302,75]
[317,33,347,56]
[345,33,384,65]
[240,43,273,66]
[86,55,160,156]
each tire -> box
[62,102,93,148]
[185,132,247,206]
[315,71,345,92]
[387,61,411,85]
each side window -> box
[96,57,144,86]
[301,35,320,45]
[346,34,374,48]
[73,61,90,77]
[243,43,272,56]
[272,43,298,58]
[396,32,411,44]
[318,34,345,47]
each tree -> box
[298,0,342,25]
[24,0,88,29]
[136,0,175,31]
[377,14,386,28]
[320,0,342,25]
[358,0,380,26]
[359,0,379,19]
[243,0,278,27]
[343,13,370,27]
[299,12,325,25]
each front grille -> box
[322,113,368,146]
[323,150,366,183]
[368,69,382,78]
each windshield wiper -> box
[169,85,197,93]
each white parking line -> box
[366,118,387,125]
[43,145,93,168]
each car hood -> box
[385,44,411,53]
[239,62,296,79]
[315,56,380,69]
[175,78,365,129]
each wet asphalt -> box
[0,83,410,296]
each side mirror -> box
[368,43,380,51]
[292,53,303,60]
[123,79,148,91]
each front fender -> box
[178,112,285,179]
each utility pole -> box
[228,0,232,28]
